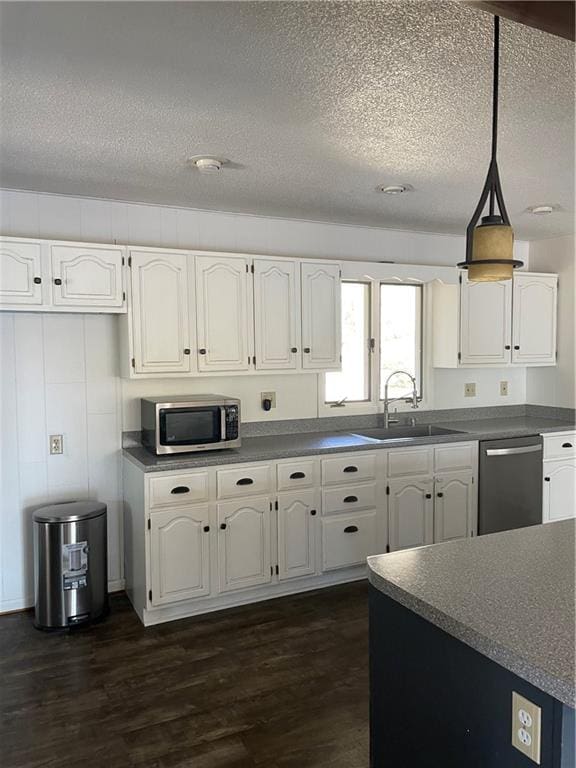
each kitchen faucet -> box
[383,370,419,428]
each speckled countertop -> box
[123,415,574,472]
[368,520,576,707]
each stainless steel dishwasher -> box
[478,436,543,535]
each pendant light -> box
[458,16,523,281]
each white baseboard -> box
[0,578,125,615]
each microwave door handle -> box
[220,407,227,441]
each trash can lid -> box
[33,501,107,523]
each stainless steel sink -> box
[349,425,466,442]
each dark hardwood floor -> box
[0,582,369,768]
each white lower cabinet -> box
[434,474,476,543]
[217,496,272,592]
[322,511,378,571]
[149,506,211,606]
[388,477,434,552]
[543,460,576,523]
[277,489,318,580]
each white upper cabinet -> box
[253,258,299,370]
[512,274,557,365]
[130,250,192,375]
[195,255,251,372]
[301,261,341,370]
[217,496,272,592]
[277,489,318,580]
[51,244,125,307]
[0,238,44,306]
[460,275,512,366]
[149,506,211,606]
[388,478,434,552]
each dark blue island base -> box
[369,586,575,767]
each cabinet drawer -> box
[321,454,377,486]
[217,465,272,499]
[387,447,433,478]
[322,483,377,515]
[277,460,318,491]
[321,511,378,571]
[434,442,477,474]
[149,472,209,508]
[543,433,576,460]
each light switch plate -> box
[464,383,476,397]
[512,691,541,764]
[49,434,63,455]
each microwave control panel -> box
[225,406,239,440]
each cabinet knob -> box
[199,348,207,355]
[291,347,298,353]
[437,492,444,498]
[203,525,210,533]
[183,348,191,355]
[303,347,311,353]
[54,278,62,286]
[544,477,550,482]
[310,509,317,516]
[514,345,520,350]
[505,345,511,350]
[220,522,227,530]
[425,493,432,499]
[33,277,42,285]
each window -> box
[324,281,423,408]
[325,282,370,403]
[379,284,422,400]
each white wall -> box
[526,235,575,409]
[0,189,531,612]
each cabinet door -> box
[434,474,476,543]
[512,274,557,365]
[51,245,124,307]
[253,258,299,370]
[301,261,341,370]
[149,506,211,605]
[460,276,512,365]
[217,497,272,592]
[277,489,318,580]
[388,478,434,552]
[0,239,44,306]
[130,251,192,374]
[543,461,576,523]
[196,255,251,372]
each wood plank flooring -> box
[0,582,369,768]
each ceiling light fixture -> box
[189,155,227,174]
[458,16,523,282]
[378,184,413,195]
[527,204,556,215]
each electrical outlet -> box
[512,692,541,764]
[261,391,276,410]
[49,434,63,455]
[500,380,509,396]
[464,383,476,397]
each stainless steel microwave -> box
[141,395,241,455]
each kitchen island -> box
[368,520,575,767]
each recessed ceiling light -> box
[188,155,228,174]
[526,204,558,215]
[377,184,413,195]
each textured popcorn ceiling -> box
[0,1,573,239]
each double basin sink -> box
[349,425,466,443]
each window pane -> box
[379,285,421,400]
[325,282,370,403]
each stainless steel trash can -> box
[33,501,108,630]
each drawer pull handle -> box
[220,523,227,530]
[203,525,210,533]
[544,477,550,482]
[425,493,432,499]
[343,495,358,503]
[236,478,254,486]
[343,466,358,473]
[290,471,306,479]
[170,486,190,494]
[344,525,358,534]
[562,443,573,448]
[310,509,317,516]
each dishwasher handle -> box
[485,445,542,457]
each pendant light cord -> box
[489,16,500,215]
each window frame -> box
[319,274,431,417]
